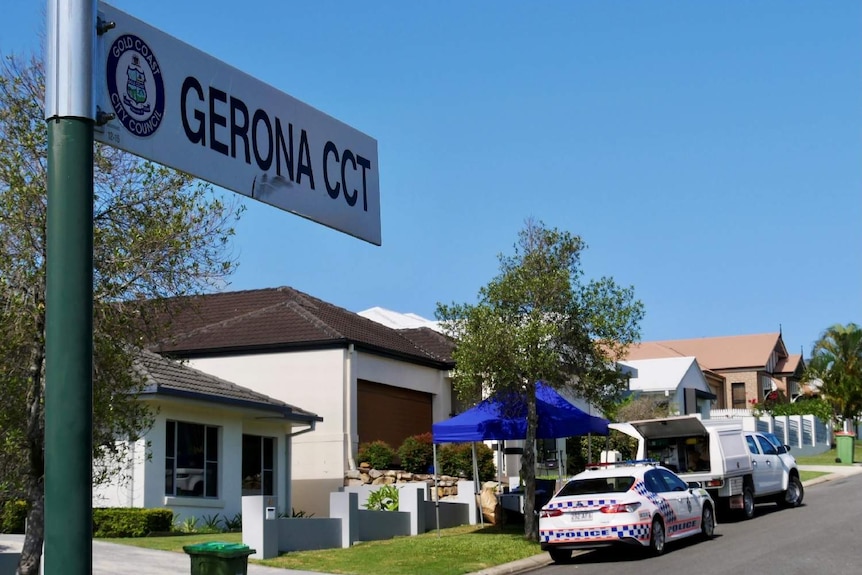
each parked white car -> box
[744,431,804,509]
[539,462,715,562]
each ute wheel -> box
[701,505,715,539]
[649,517,666,556]
[740,486,755,520]
[548,548,572,564]
[779,475,804,508]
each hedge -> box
[92,507,174,537]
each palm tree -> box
[806,323,862,431]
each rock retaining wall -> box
[344,466,466,498]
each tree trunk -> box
[17,484,44,575]
[521,383,538,540]
[19,308,46,575]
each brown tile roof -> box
[623,333,784,370]
[775,353,804,375]
[136,349,321,422]
[150,286,455,368]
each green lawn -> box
[795,439,862,466]
[799,470,828,483]
[103,523,542,575]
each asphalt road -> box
[533,473,862,575]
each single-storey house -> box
[93,350,321,523]
[617,356,716,416]
[151,286,456,517]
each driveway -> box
[0,535,320,575]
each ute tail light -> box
[705,479,723,488]
[599,502,642,514]
[540,508,563,518]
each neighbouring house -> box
[150,286,456,517]
[617,356,717,416]
[93,349,321,523]
[623,332,806,409]
[358,306,443,332]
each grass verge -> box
[257,523,540,575]
[102,523,541,575]
[799,470,828,483]
[796,439,862,466]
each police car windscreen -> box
[558,476,635,496]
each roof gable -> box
[618,356,707,393]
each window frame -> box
[164,420,220,498]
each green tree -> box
[805,323,862,430]
[436,219,643,540]
[0,53,242,575]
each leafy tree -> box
[436,219,643,540]
[0,53,241,575]
[805,323,862,430]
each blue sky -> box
[3,1,860,357]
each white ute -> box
[609,416,803,519]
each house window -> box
[760,375,773,398]
[731,382,746,409]
[242,434,275,496]
[165,421,219,497]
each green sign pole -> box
[44,1,95,574]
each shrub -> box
[357,440,396,470]
[768,397,833,421]
[223,512,242,532]
[437,443,496,481]
[398,433,434,474]
[92,507,174,537]
[0,500,28,533]
[364,485,399,511]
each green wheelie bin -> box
[835,432,855,464]
[183,542,256,575]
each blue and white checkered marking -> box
[544,498,616,510]
[540,522,651,543]
[633,481,676,523]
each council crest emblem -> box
[106,34,165,137]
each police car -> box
[539,461,716,562]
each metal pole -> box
[433,443,440,537]
[45,1,96,574]
[471,442,483,527]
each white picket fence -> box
[708,409,832,457]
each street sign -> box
[95,2,381,245]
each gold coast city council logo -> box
[106,34,165,137]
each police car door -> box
[657,469,698,537]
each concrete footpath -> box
[2,465,861,575]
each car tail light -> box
[705,479,723,488]
[599,502,641,514]
[540,508,562,518]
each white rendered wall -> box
[93,398,294,521]
[188,350,345,481]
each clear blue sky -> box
[3,1,860,357]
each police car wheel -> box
[548,548,572,564]
[649,517,666,556]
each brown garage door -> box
[357,380,432,449]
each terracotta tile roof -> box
[150,286,455,368]
[775,353,804,375]
[135,349,320,422]
[623,333,784,370]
